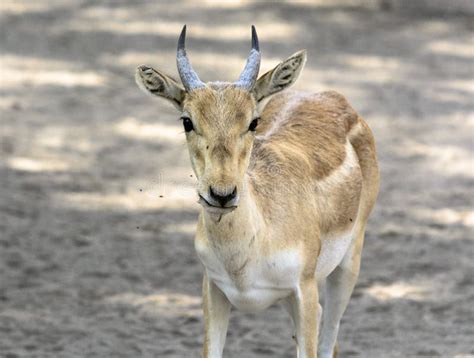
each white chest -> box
[195,239,302,312]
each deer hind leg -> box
[318,227,365,358]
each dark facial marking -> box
[194,149,203,161]
[240,148,247,161]
[212,143,231,160]
[236,110,245,121]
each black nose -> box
[209,186,237,207]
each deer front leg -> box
[202,272,231,358]
[286,278,321,358]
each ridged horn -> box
[176,25,205,91]
[235,25,261,89]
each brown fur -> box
[249,90,377,238]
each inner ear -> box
[252,50,307,104]
[135,65,185,110]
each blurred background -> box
[0,1,473,357]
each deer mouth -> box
[198,195,237,214]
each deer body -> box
[136,26,379,358]
[196,89,370,309]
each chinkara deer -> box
[135,25,379,358]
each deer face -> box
[180,85,257,212]
[135,26,306,214]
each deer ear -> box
[252,50,306,105]
[135,65,185,110]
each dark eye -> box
[181,117,194,132]
[248,117,259,132]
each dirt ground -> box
[0,1,473,357]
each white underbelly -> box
[316,230,354,279]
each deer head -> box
[135,25,306,214]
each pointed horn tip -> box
[178,25,187,51]
[251,25,259,51]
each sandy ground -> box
[0,1,473,357]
